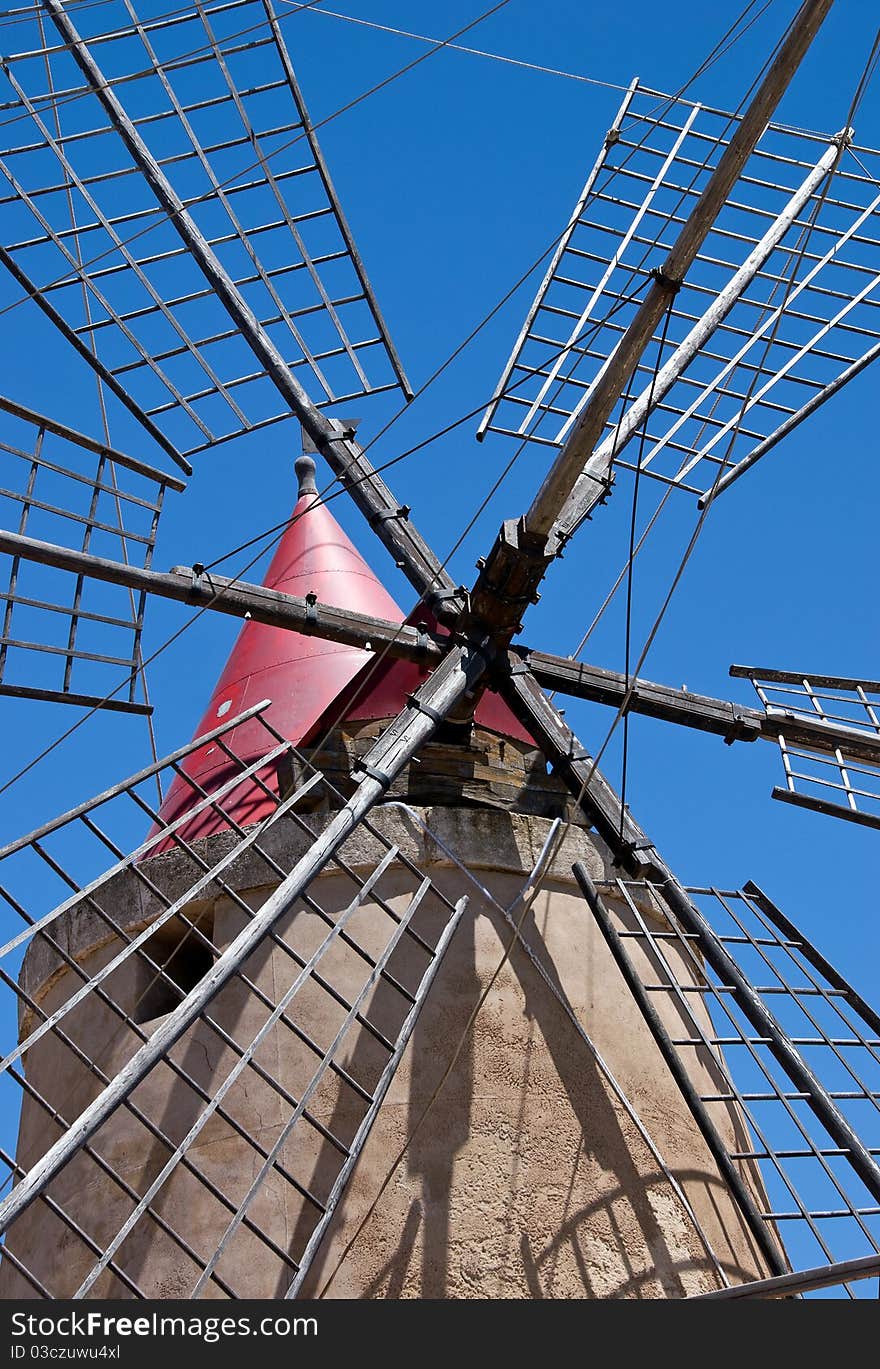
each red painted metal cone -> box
[149,461,404,846]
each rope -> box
[286,7,635,95]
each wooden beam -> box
[521,650,762,737]
[770,787,880,832]
[691,1251,880,1300]
[0,530,445,664]
[0,242,192,477]
[730,664,880,692]
[8,529,875,768]
[520,650,880,765]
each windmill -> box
[0,0,878,1299]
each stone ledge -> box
[19,806,619,1004]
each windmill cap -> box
[295,454,318,497]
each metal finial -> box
[295,453,318,497]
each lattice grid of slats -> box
[479,81,880,517]
[0,0,411,463]
[0,393,183,711]
[603,878,880,1298]
[731,666,880,830]
[0,700,464,1298]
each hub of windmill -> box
[465,517,556,643]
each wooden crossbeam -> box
[7,529,877,770]
[519,651,880,766]
[0,530,445,664]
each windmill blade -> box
[0,392,184,712]
[477,80,880,537]
[0,0,411,466]
[732,665,880,829]
[0,693,469,1298]
[505,652,880,835]
[0,640,482,1297]
[578,870,880,1299]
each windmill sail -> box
[731,666,880,829]
[0,0,412,465]
[0,393,184,711]
[478,81,880,529]
[0,700,466,1298]
[583,874,880,1299]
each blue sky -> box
[0,0,878,1241]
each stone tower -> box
[1,457,776,1299]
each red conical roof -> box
[149,455,542,852]
[151,456,404,845]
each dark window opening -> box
[132,910,215,1024]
